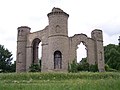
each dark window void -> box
[54,51,62,69]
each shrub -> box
[68,60,78,73]
[29,63,41,72]
[105,64,117,72]
[89,64,98,72]
[77,63,89,71]
[69,59,99,72]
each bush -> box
[77,63,89,71]
[69,59,99,72]
[105,64,117,72]
[68,60,78,73]
[89,64,98,72]
[29,64,41,72]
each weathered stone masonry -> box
[16,8,105,72]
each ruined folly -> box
[16,8,105,72]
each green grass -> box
[0,72,120,90]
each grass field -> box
[0,72,120,90]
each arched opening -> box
[32,38,41,65]
[54,51,62,69]
[77,42,87,63]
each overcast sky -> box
[0,0,120,61]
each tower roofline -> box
[47,7,69,17]
[17,26,31,30]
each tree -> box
[9,61,16,72]
[104,44,120,71]
[0,45,13,72]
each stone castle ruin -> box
[16,8,105,72]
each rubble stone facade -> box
[16,8,105,72]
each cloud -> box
[101,16,120,36]
[103,32,119,46]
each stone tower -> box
[16,7,105,72]
[16,26,30,72]
[47,8,69,71]
[91,29,105,72]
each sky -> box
[0,0,120,62]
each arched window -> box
[54,51,62,69]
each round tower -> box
[91,29,105,72]
[47,8,69,71]
[16,26,30,72]
[47,7,69,37]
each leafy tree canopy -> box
[104,44,120,70]
[0,44,15,72]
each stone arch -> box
[32,38,41,64]
[76,34,88,63]
[75,34,88,46]
[72,33,96,65]
[25,30,47,72]
[54,50,62,69]
[72,34,89,63]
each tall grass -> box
[0,72,119,80]
[0,72,120,90]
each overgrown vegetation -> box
[29,63,41,72]
[29,59,41,72]
[68,59,98,73]
[0,72,119,90]
[105,64,118,72]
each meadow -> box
[0,72,120,90]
